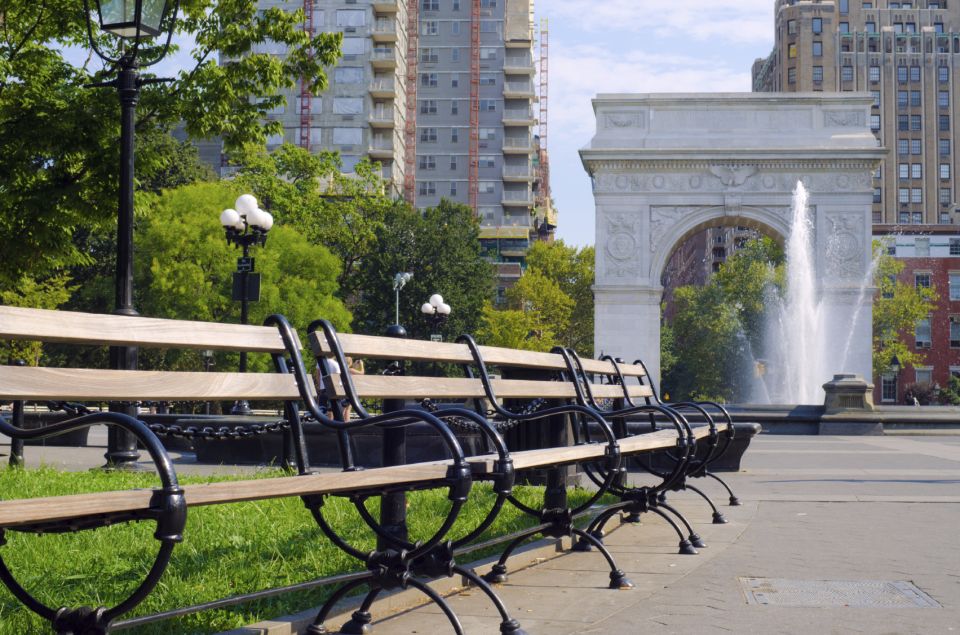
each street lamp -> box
[220,194,274,415]
[420,293,451,341]
[890,354,902,403]
[393,272,413,326]
[85,0,179,469]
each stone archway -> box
[580,94,885,386]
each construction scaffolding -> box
[536,17,550,210]
[403,0,420,204]
[468,0,481,212]
[298,0,316,149]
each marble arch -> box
[580,94,885,385]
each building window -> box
[420,127,437,143]
[479,155,495,168]
[839,0,849,13]
[900,187,911,203]
[912,139,922,155]
[866,21,877,33]
[422,0,439,10]
[940,91,950,107]
[898,114,909,130]
[452,48,460,62]
[450,181,458,196]
[913,211,923,224]
[940,66,950,82]
[899,163,910,179]
[787,19,797,35]
[898,90,909,108]
[418,155,436,170]
[420,73,438,87]
[480,0,496,6]
[450,156,458,170]
[479,127,496,140]
[900,211,911,223]
[941,139,951,155]
[952,239,960,256]
[951,318,960,347]
[942,163,951,179]
[814,66,824,83]
[912,187,923,203]
[480,47,497,60]
[910,66,921,82]
[421,20,439,35]
[421,48,439,63]
[874,187,883,203]
[951,273,960,300]
[872,90,881,107]
[452,21,461,35]
[941,115,951,132]
[916,237,930,257]
[812,17,822,33]
[898,66,908,83]
[869,66,880,83]
[915,368,933,385]
[910,115,922,131]
[899,139,910,155]
[479,99,497,111]
[479,181,496,194]
[336,9,366,26]
[916,272,932,288]
[842,66,854,81]
[451,101,458,115]
[912,163,922,179]
[813,41,823,57]
[916,318,932,348]
[418,181,436,196]
[870,114,880,130]
[840,22,849,33]
[451,128,459,143]
[941,187,952,205]
[788,67,797,84]
[882,374,897,402]
[451,73,459,88]
[911,91,921,107]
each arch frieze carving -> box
[594,169,872,195]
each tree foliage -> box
[872,240,938,379]
[0,1,341,288]
[350,199,495,340]
[475,302,554,352]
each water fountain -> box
[751,182,877,404]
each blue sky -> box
[541,0,775,247]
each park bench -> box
[305,322,702,613]
[0,306,696,634]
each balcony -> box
[373,0,398,13]
[372,19,397,42]
[368,136,394,159]
[503,56,535,76]
[502,189,535,207]
[370,78,396,98]
[502,164,534,181]
[371,47,396,69]
[369,106,395,128]
[503,81,536,99]
[502,108,535,126]
[502,136,534,154]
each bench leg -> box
[647,506,699,555]
[705,471,741,506]
[482,533,531,584]
[406,578,466,635]
[308,578,371,634]
[570,528,634,589]
[338,588,381,634]
[456,566,528,634]
[657,501,706,549]
[685,483,728,524]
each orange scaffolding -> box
[468,0,481,213]
[403,0,420,204]
[537,17,550,208]
[299,0,315,149]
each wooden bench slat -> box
[0,306,296,352]
[0,367,310,401]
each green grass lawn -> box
[0,467,605,634]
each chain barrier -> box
[145,419,290,441]
[419,398,547,433]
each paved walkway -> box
[3,432,960,633]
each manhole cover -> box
[739,578,941,608]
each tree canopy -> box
[0,1,341,288]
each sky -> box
[541,0,776,247]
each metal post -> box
[232,242,253,415]
[105,55,141,469]
[379,324,409,550]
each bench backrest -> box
[0,306,309,403]
[308,329,653,405]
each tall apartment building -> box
[252,0,545,292]
[752,0,960,226]
[255,0,410,189]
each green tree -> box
[350,199,494,339]
[523,240,595,354]
[235,145,402,303]
[505,271,574,346]
[0,274,75,366]
[0,1,341,288]
[475,302,554,352]
[134,182,350,370]
[872,240,937,379]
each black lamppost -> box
[890,354,902,403]
[420,293,451,341]
[85,0,179,468]
[219,194,274,415]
